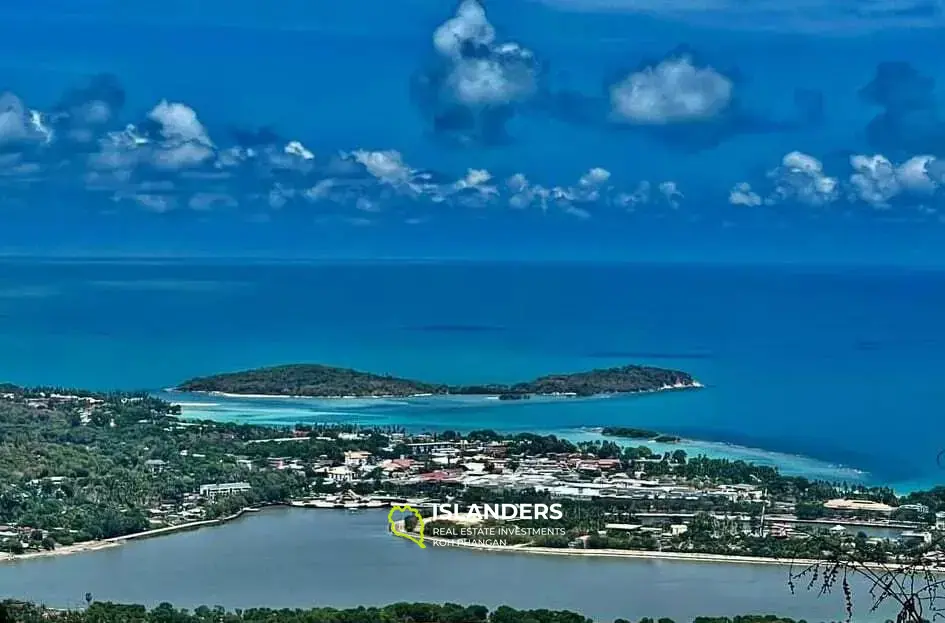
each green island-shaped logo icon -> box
[388,504,425,548]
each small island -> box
[175,363,699,398]
[601,427,682,443]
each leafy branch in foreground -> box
[788,523,945,622]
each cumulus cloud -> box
[848,153,941,207]
[728,182,762,206]
[0,76,676,220]
[0,93,52,146]
[768,151,839,206]
[610,57,733,124]
[545,46,819,152]
[744,150,943,209]
[433,0,496,60]
[412,0,539,144]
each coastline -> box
[416,533,945,574]
[0,507,262,565]
[165,381,704,402]
[5,505,942,576]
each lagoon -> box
[2,260,943,491]
[0,508,898,621]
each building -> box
[144,459,167,474]
[344,451,372,468]
[900,531,933,546]
[822,498,896,515]
[199,482,251,499]
[327,466,354,483]
[407,441,462,455]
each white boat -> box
[365,500,384,508]
[312,500,337,509]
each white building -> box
[344,451,372,468]
[328,466,354,483]
[199,482,251,499]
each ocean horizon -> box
[1,258,942,491]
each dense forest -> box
[0,600,812,623]
[175,363,697,398]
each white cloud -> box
[285,140,314,160]
[768,151,839,206]
[848,154,940,207]
[448,56,537,106]
[896,155,940,193]
[433,0,538,107]
[658,181,683,208]
[147,100,212,146]
[610,57,732,124]
[152,142,214,170]
[0,94,51,145]
[351,149,414,185]
[729,182,762,206]
[580,167,611,187]
[433,0,496,59]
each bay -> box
[0,508,898,622]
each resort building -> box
[822,498,896,515]
[199,482,252,499]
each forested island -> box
[601,427,682,443]
[0,600,808,623]
[175,363,698,398]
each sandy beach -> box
[0,510,255,565]
[415,533,945,574]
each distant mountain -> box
[175,363,699,398]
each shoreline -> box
[416,533,945,574]
[164,382,703,402]
[4,505,941,575]
[0,507,262,565]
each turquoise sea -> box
[1,258,942,491]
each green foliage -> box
[0,600,810,623]
[176,363,695,398]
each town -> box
[1,387,944,567]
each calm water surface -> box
[0,508,898,621]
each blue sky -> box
[1,0,944,263]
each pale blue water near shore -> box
[1,258,943,490]
[166,391,867,484]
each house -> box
[669,524,688,536]
[327,466,355,483]
[199,482,251,499]
[380,458,416,479]
[935,511,945,531]
[144,459,167,474]
[344,451,372,468]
